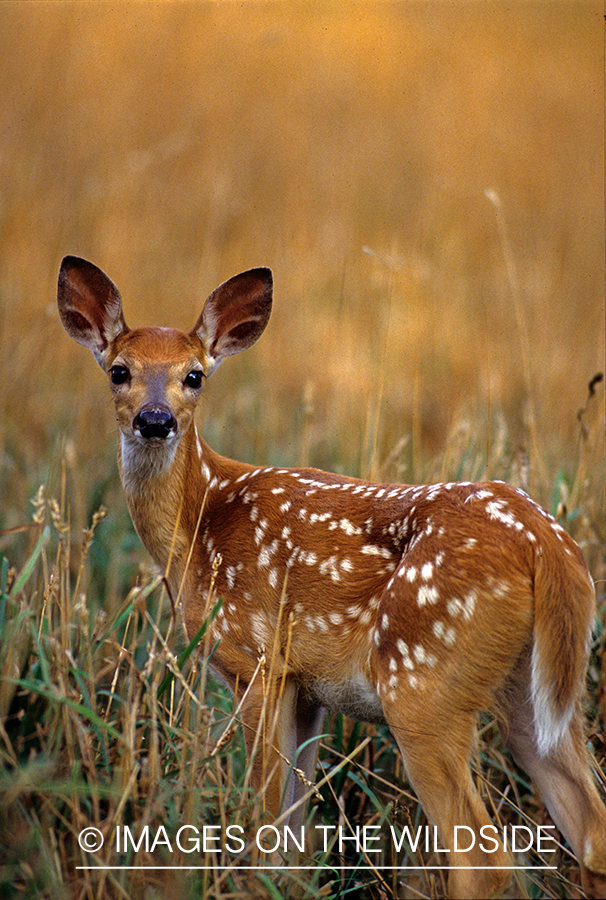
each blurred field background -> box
[0,1,604,898]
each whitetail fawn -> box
[58,256,606,899]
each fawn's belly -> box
[303,671,385,724]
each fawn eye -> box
[184,370,204,389]
[110,365,129,385]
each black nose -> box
[133,407,177,440]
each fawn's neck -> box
[117,424,250,587]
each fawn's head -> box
[57,256,272,452]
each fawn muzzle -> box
[133,406,177,440]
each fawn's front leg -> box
[239,676,324,831]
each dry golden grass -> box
[0,2,604,897]
[1,3,603,478]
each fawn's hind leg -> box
[498,675,606,899]
[382,694,511,900]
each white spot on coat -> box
[417,584,440,606]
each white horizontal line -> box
[76,865,558,871]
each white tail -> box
[58,256,606,899]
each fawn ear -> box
[193,267,272,374]
[58,256,128,369]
